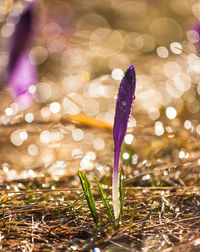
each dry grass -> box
[0,124,200,251]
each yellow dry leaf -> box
[61,114,113,131]
[0,194,8,203]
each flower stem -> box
[112,147,120,219]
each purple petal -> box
[8,52,37,95]
[112,64,136,219]
[5,1,37,109]
[192,22,200,54]
[7,1,36,74]
[113,65,136,151]
[8,52,37,110]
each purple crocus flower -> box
[192,22,200,55]
[6,1,37,109]
[113,65,136,219]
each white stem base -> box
[112,173,120,219]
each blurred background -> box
[0,0,200,184]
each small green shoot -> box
[78,170,99,224]
[63,193,84,211]
[129,201,136,235]
[2,205,6,226]
[58,206,61,224]
[94,176,114,221]
[119,167,126,220]
[2,205,8,233]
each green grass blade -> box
[78,170,87,192]
[129,201,136,235]
[78,170,99,224]
[83,173,99,223]
[94,176,114,220]
[63,193,84,211]
[119,167,126,219]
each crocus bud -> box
[113,65,136,219]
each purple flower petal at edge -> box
[8,52,37,110]
[113,64,136,219]
[192,22,200,55]
[6,1,37,110]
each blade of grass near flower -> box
[78,170,99,224]
[119,167,126,220]
[129,201,136,235]
[94,176,114,221]
[63,193,84,211]
[83,172,98,222]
